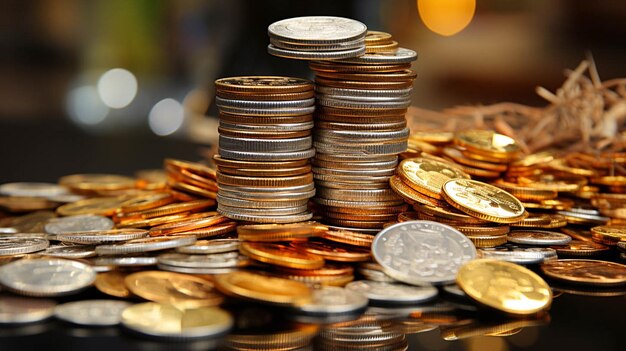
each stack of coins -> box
[214,76,316,223]
[267,16,366,61]
[308,32,417,232]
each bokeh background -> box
[1,0,626,183]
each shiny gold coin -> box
[548,159,596,177]
[455,163,502,179]
[218,127,311,139]
[218,165,312,177]
[453,130,521,160]
[521,199,574,211]
[415,203,490,224]
[590,225,626,245]
[94,271,132,298]
[59,174,136,193]
[540,259,626,286]
[125,271,223,308]
[120,192,174,213]
[314,69,417,82]
[217,173,313,188]
[214,76,313,94]
[457,259,552,315]
[561,228,594,242]
[216,89,315,101]
[409,131,454,145]
[168,181,217,199]
[239,242,325,269]
[237,221,327,241]
[213,155,310,169]
[456,225,510,236]
[317,229,374,247]
[323,218,386,229]
[116,213,190,228]
[364,30,393,45]
[164,158,217,180]
[317,105,408,117]
[315,77,413,90]
[149,212,228,236]
[389,175,445,207]
[138,199,216,218]
[397,157,469,199]
[492,180,558,201]
[0,196,58,212]
[518,173,588,192]
[510,151,554,168]
[224,324,319,350]
[464,233,508,248]
[550,240,610,257]
[365,40,399,53]
[290,240,371,262]
[213,271,312,305]
[442,179,526,223]
[442,147,508,172]
[56,197,126,216]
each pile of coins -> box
[267,16,367,60]
[309,33,418,232]
[214,76,316,223]
[164,158,218,199]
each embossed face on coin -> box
[372,221,476,285]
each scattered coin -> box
[540,259,626,286]
[508,230,572,246]
[45,214,114,234]
[0,295,57,324]
[54,300,132,326]
[345,280,438,304]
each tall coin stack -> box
[309,34,418,232]
[214,77,316,223]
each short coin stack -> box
[267,16,366,60]
[214,77,316,223]
[309,33,418,232]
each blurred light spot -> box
[148,98,184,136]
[417,0,476,36]
[66,86,109,125]
[97,68,138,108]
[466,335,508,351]
[183,89,211,114]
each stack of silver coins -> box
[267,16,367,61]
[214,76,317,223]
[309,42,418,232]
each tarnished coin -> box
[157,252,249,268]
[45,214,114,235]
[295,286,368,315]
[540,259,626,286]
[345,280,438,304]
[268,16,367,44]
[457,259,552,315]
[121,302,233,339]
[479,246,557,264]
[0,236,49,255]
[508,230,572,246]
[176,239,240,254]
[372,221,476,285]
[54,300,132,326]
[42,243,97,259]
[0,295,57,324]
[0,182,69,198]
[0,259,96,297]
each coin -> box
[213,271,312,306]
[0,182,69,198]
[157,252,249,269]
[457,259,552,315]
[42,243,96,258]
[54,300,132,326]
[442,179,527,223]
[45,214,114,234]
[478,246,557,264]
[95,236,197,255]
[125,271,223,308]
[454,130,521,159]
[295,286,368,315]
[397,157,469,199]
[56,197,126,216]
[540,259,626,286]
[290,240,371,262]
[372,221,476,285]
[121,302,233,339]
[0,258,95,297]
[345,280,438,304]
[0,236,49,255]
[58,228,147,244]
[590,225,626,245]
[551,240,609,257]
[93,256,158,267]
[0,295,56,324]
[268,16,367,44]
[240,242,324,269]
[215,76,313,94]
[176,238,240,254]
[94,271,132,298]
[508,230,572,245]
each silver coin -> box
[219,135,312,153]
[316,188,401,201]
[95,236,197,256]
[216,96,314,109]
[92,256,158,266]
[0,227,17,234]
[217,204,308,216]
[339,47,418,64]
[316,86,412,97]
[0,295,57,324]
[315,153,398,162]
[442,284,467,298]
[267,44,365,60]
[0,259,96,297]
[314,198,404,208]
[218,148,315,161]
[217,188,316,202]
[0,182,68,197]
[478,246,557,264]
[557,210,610,225]
[217,104,315,116]
[216,194,309,209]
[313,141,407,155]
[316,128,410,141]
[218,183,314,194]
[45,214,114,235]
[176,239,240,254]
[0,237,49,255]
[319,94,412,103]
[508,230,572,246]
[372,221,477,285]
[296,286,368,315]
[345,280,438,304]
[217,209,313,224]
[317,97,411,109]
[268,16,367,44]
[270,37,364,51]
[219,121,313,132]
[156,263,238,275]
[157,252,248,269]
[358,268,397,283]
[54,300,132,326]
[42,244,97,259]
[57,229,148,245]
[313,167,396,177]
[313,158,399,170]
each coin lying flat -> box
[95,236,197,256]
[45,214,114,234]
[0,295,57,324]
[121,302,233,339]
[213,271,312,306]
[0,182,69,198]
[372,221,476,285]
[295,286,368,315]
[42,244,97,259]
[58,228,147,244]
[457,259,552,315]
[268,16,367,44]
[54,300,132,326]
[0,259,96,297]
[508,230,572,246]
[479,246,557,264]
[344,280,438,304]
[540,259,626,286]
[0,236,49,255]
[157,252,249,269]
[176,239,240,254]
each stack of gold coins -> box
[267,16,366,61]
[214,77,316,224]
[309,32,417,232]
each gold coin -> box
[389,175,445,207]
[56,197,126,216]
[94,271,132,298]
[442,147,508,172]
[510,151,554,168]
[237,221,327,241]
[138,199,216,218]
[464,233,508,248]
[453,130,521,160]
[217,173,313,188]
[214,76,313,94]
[540,259,626,286]
[213,155,309,169]
[290,240,371,262]
[397,157,469,199]
[442,179,526,223]
[149,212,228,236]
[521,199,574,211]
[121,302,233,338]
[125,271,224,308]
[550,240,609,257]
[120,192,174,213]
[213,271,312,306]
[409,131,454,145]
[135,169,168,190]
[224,324,319,350]
[364,30,393,45]
[365,40,399,53]
[590,225,626,245]
[518,173,587,192]
[168,181,217,199]
[317,229,374,247]
[0,196,57,212]
[59,174,136,193]
[492,180,558,201]
[239,242,324,269]
[591,176,626,186]
[456,259,552,315]
[548,159,596,177]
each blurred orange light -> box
[417,0,476,36]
